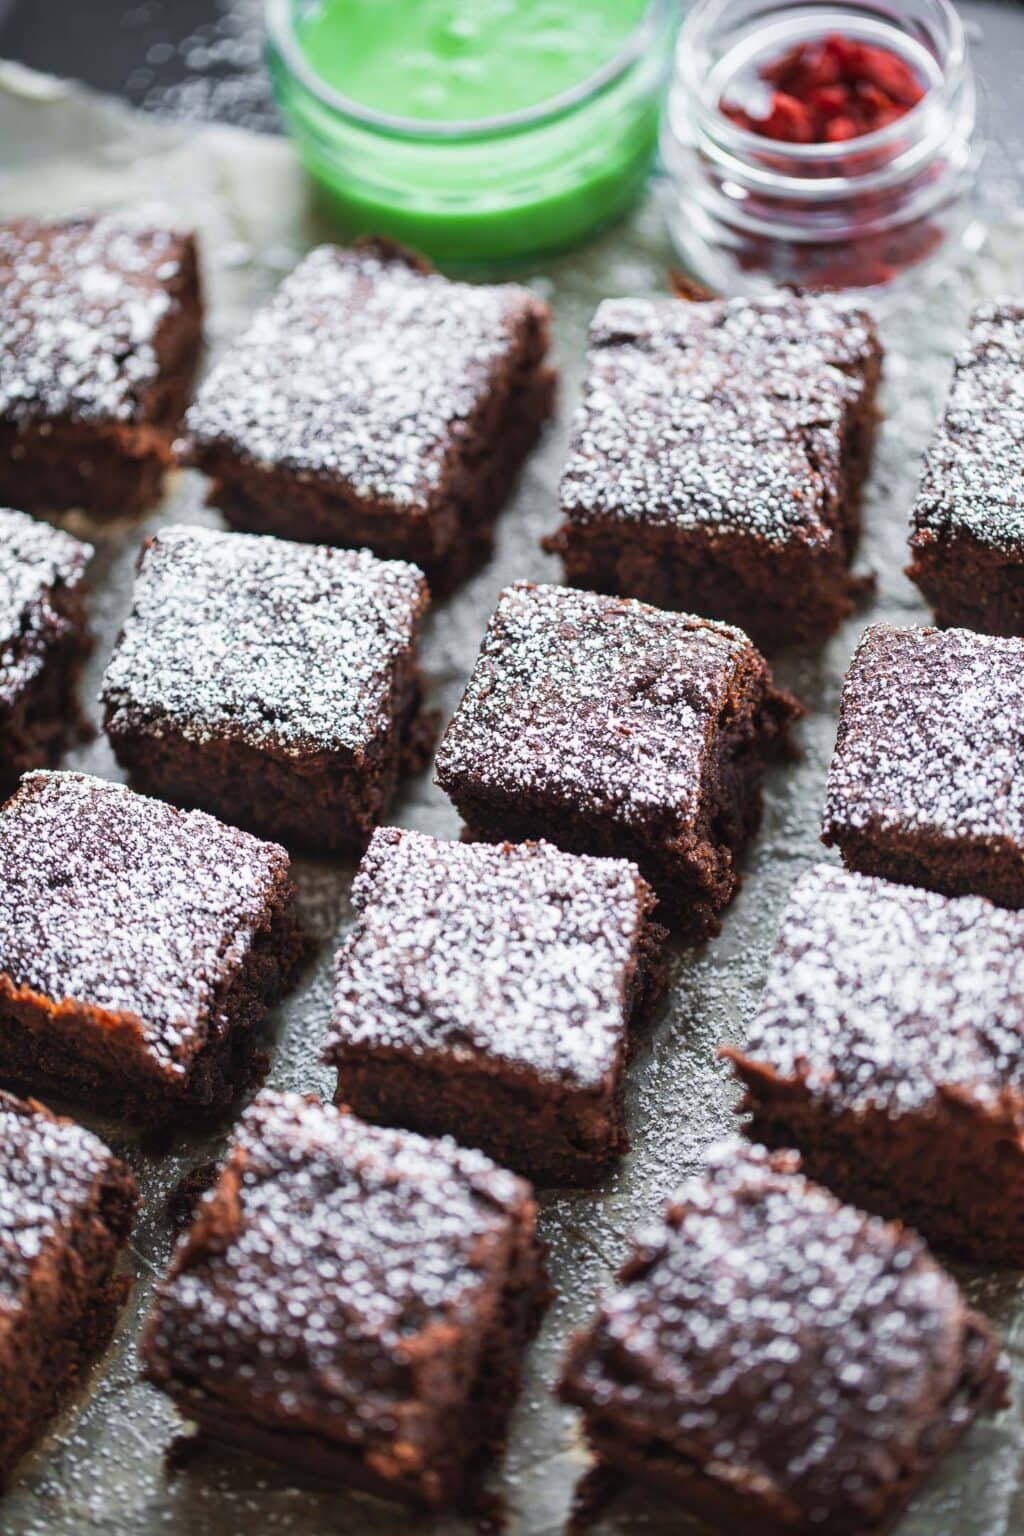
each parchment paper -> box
[1,59,1023,1536]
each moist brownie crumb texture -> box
[0,1089,137,1482]
[184,241,553,585]
[548,290,881,649]
[560,1140,1005,1536]
[822,622,1024,906]
[0,507,92,791]
[101,525,430,852]
[725,864,1024,1263]
[0,216,202,518]
[908,300,1024,635]
[0,771,304,1117]
[327,828,666,1183]
[141,1091,547,1509]
[435,581,797,938]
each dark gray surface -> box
[1,0,221,98]
[0,0,1021,159]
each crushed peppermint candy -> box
[0,772,291,1073]
[0,507,91,706]
[0,1091,119,1314]
[559,291,878,545]
[743,864,1024,1116]
[436,582,757,825]
[328,828,652,1089]
[0,218,188,426]
[913,300,1024,552]
[823,623,1024,847]
[101,525,428,757]
[184,242,546,510]
[144,1091,531,1416]
[565,1139,979,1520]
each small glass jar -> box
[266,0,678,268]
[661,0,981,293]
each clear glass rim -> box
[676,0,967,164]
[266,0,673,142]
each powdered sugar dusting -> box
[743,865,1024,1116]
[328,828,653,1090]
[143,1091,532,1432]
[0,218,187,425]
[0,771,291,1074]
[0,507,91,705]
[185,242,547,510]
[101,525,428,757]
[564,1140,982,1525]
[823,623,1024,847]
[435,582,756,825]
[913,300,1024,551]
[0,1091,118,1317]
[559,292,879,545]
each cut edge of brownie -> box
[546,523,876,654]
[330,873,668,1186]
[105,638,432,858]
[0,1095,138,1485]
[820,820,1024,911]
[906,525,1024,638]
[189,239,555,592]
[722,1053,1024,1266]
[0,555,92,796]
[0,861,307,1123]
[447,653,800,941]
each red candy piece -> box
[721,31,926,144]
[763,91,815,143]
[860,47,926,105]
[825,116,859,142]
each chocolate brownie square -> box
[434,583,798,938]
[724,864,1024,1264]
[101,525,431,854]
[559,1140,1006,1536]
[0,217,202,519]
[0,771,304,1119]
[545,291,881,651]
[184,240,554,589]
[326,828,666,1184]
[0,507,92,792]
[822,623,1024,906]
[141,1091,547,1509]
[908,302,1024,634]
[0,1089,137,1484]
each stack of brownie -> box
[0,202,1013,1536]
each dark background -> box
[0,0,1021,200]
